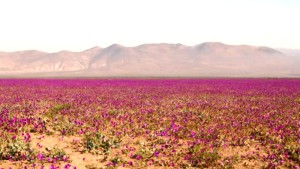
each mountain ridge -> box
[0,42,299,77]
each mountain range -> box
[1,42,300,77]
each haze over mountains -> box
[0,42,299,77]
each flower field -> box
[0,79,299,169]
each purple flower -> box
[24,133,31,142]
[47,157,52,162]
[128,161,133,166]
[37,153,44,161]
[135,155,142,160]
[64,164,72,169]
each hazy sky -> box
[0,0,299,52]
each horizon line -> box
[1,42,297,53]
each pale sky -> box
[0,0,299,52]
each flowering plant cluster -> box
[0,79,299,168]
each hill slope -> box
[0,42,299,77]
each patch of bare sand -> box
[1,133,108,168]
[218,141,269,169]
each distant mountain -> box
[0,42,299,77]
[277,48,300,57]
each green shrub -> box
[83,132,121,155]
[0,137,35,161]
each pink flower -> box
[24,133,31,142]
[64,164,71,169]
[37,153,44,161]
[128,161,133,166]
